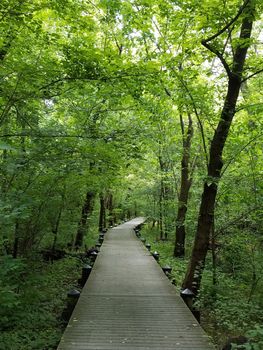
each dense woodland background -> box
[0,0,262,349]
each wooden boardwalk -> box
[57,218,215,350]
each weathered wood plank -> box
[57,218,215,350]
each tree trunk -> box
[159,178,164,240]
[174,114,194,257]
[134,201,138,217]
[107,193,114,226]
[13,221,19,259]
[51,195,64,254]
[183,2,254,294]
[99,192,106,232]
[12,120,27,258]
[74,191,96,249]
[158,153,170,240]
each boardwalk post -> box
[152,251,160,261]
[90,251,98,263]
[180,288,194,308]
[95,244,101,251]
[134,228,140,237]
[145,243,151,250]
[62,289,80,323]
[180,288,200,322]
[99,234,104,244]
[79,264,92,287]
[162,265,172,276]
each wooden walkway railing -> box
[57,218,215,350]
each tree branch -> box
[241,68,263,83]
[178,77,209,170]
[201,0,251,77]
[202,0,250,44]
[215,205,261,238]
[201,40,232,78]
[39,71,159,92]
[0,133,92,139]
[236,102,263,112]
[179,114,185,135]
[221,132,263,176]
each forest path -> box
[57,218,215,350]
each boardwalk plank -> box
[57,218,215,350]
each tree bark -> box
[74,191,96,249]
[159,177,164,240]
[13,221,19,258]
[183,1,254,294]
[174,114,194,257]
[12,119,27,258]
[106,192,114,226]
[99,192,106,232]
[51,193,65,255]
[158,154,170,240]
[51,207,62,253]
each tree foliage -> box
[0,0,262,348]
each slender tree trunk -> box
[163,183,169,240]
[12,120,27,258]
[74,191,96,249]
[134,201,138,217]
[158,153,170,240]
[107,193,114,226]
[51,195,64,254]
[99,192,106,232]
[159,178,164,240]
[183,2,254,294]
[102,195,106,228]
[13,221,19,258]
[174,114,194,257]
[211,218,217,287]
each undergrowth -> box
[0,222,100,350]
[139,223,263,349]
[0,255,81,350]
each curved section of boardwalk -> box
[57,218,215,350]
